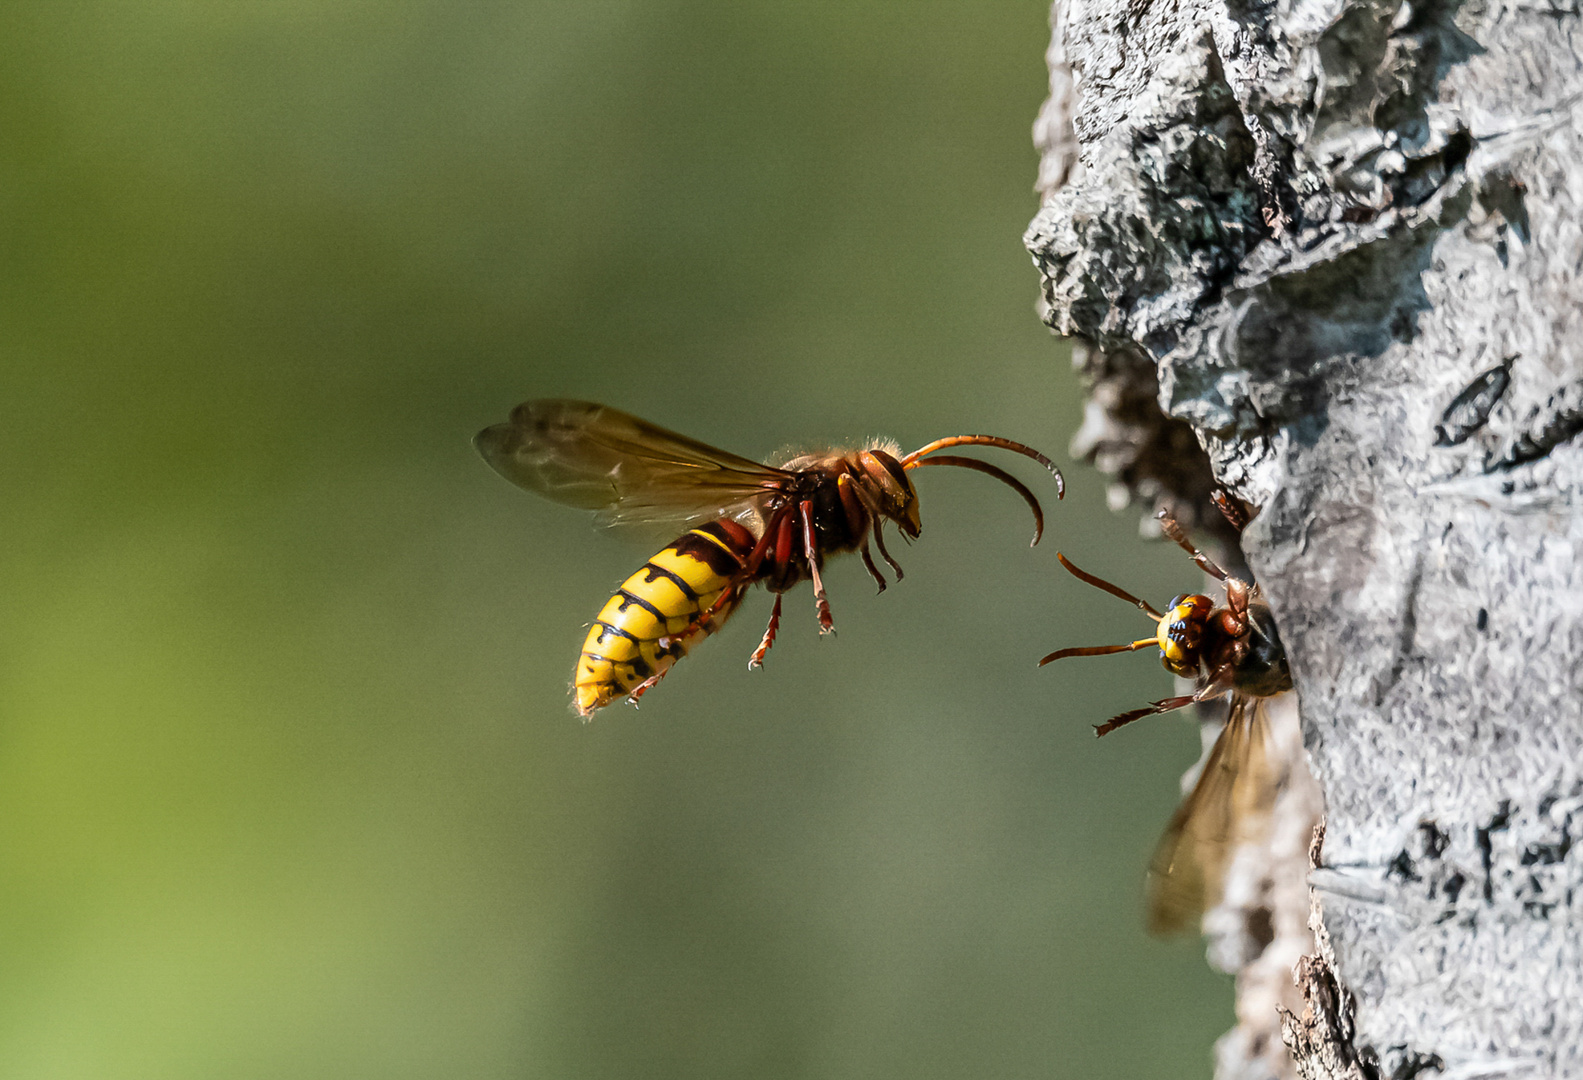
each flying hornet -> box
[477,399,1063,716]
[1039,500,1291,934]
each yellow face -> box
[1156,594,1213,678]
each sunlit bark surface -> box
[1027,1,1583,1077]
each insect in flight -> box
[1038,501,1291,934]
[477,399,1063,716]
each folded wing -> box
[1145,695,1277,936]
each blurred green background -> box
[1,1,1232,1077]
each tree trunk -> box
[1025,2,1583,1079]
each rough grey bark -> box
[1026,2,1583,1079]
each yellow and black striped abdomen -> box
[574,520,757,716]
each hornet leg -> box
[1093,694,1199,737]
[869,519,904,581]
[798,499,834,634]
[1210,488,1251,532]
[837,474,885,593]
[1195,663,1238,703]
[859,541,887,593]
[743,506,787,576]
[849,482,904,580]
[626,669,671,709]
[628,583,749,708]
[748,594,783,669]
[1156,509,1230,582]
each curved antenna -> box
[905,454,1045,546]
[900,436,1064,498]
[1038,639,1159,667]
[1056,552,1164,619]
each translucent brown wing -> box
[475,399,792,528]
[1145,695,1278,936]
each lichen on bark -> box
[1027,1,1583,1077]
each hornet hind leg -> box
[748,594,783,669]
